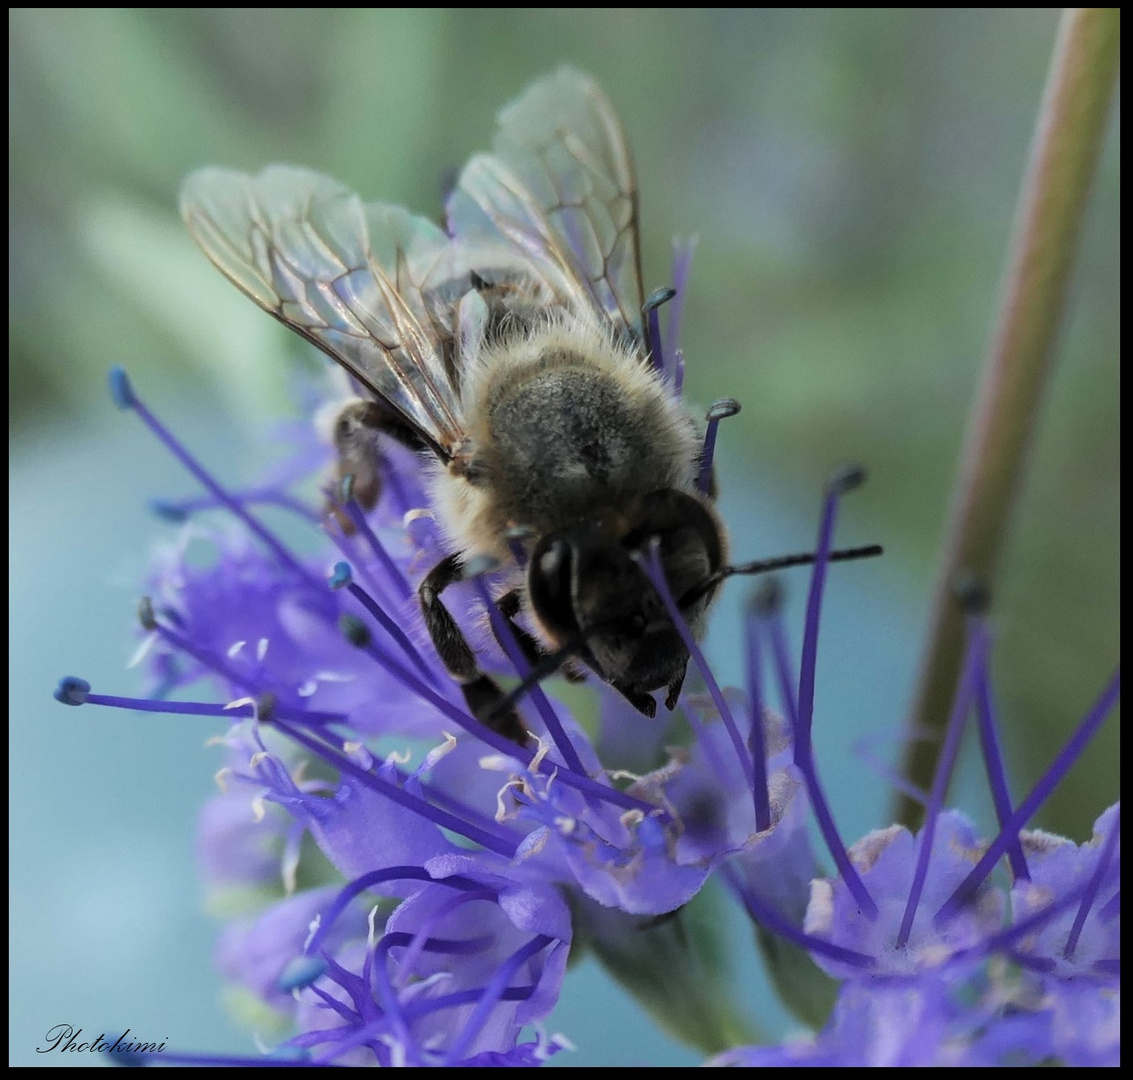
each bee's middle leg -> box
[419,555,527,744]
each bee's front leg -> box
[419,555,528,745]
[492,589,585,683]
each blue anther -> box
[276,955,329,992]
[827,464,866,496]
[328,561,354,590]
[54,676,91,706]
[149,498,189,523]
[107,367,136,410]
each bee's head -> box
[526,490,725,714]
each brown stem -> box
[895,9,1120,828]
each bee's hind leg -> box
[419,555,528,745]
[329,399,430,530]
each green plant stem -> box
[895,9,1120,829]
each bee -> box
[181,69,876,743]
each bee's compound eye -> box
[529,536,577,638]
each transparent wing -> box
[447,68,646,348]
[181,165,466,460]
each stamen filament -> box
[110,368,318,587]
[695,399,741,496]
[786,471,878,918]
[70,689,343,725]
[722,864,874,969]
[440,934,557,1065]
[340,497,414,605]
[640,545,759,806]
[155,623,261,696]
[470,576,587,775]
[335,569,435,684]
[973,648,1029,881]
[672,348,685,398]
[307,868,493,955]
[384,891,497,988]
[150,489,321,525]
[897,615,986,948]
[273,718,519,858]
[1064,806,1120,959]
[935,668,1120,924]
[743,611,772,832]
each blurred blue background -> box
[10,9,1118,1067]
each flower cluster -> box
[55,361,1119,1066]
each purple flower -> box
[55,365,1119,1066]
[717,574,1120,1066]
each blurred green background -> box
[10,8,1118,1065]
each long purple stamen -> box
[756,581,799,725]
[273,717,519,858]
[440,934,557,1065]
[647,303,666,375]
[306,868,493,955]
[721,864,874,969]
[110,1052,320,1067]
[643,286,675,377]
[469,574,587,775]
[743,608,772,832]
[798,467,863,756]
[973,644,1029,881]
[319,620,661,819]
[329,562,435,684]
[640,545,760,816]
[1064,806,1120,960]
[935,668,1120,924]
[696,398,742,496]
[109,368,317,587]
[337,482,414,605]
[897,612,987,948]
[782,470,878,918]
[150,489,321,525]
[54,680,343,725]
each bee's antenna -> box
[678,543,884,609]
[696,399,742,495]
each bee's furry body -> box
[433,305,702,567]
[180,68,733,732]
